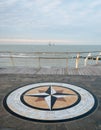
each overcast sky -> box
[0,0,101,44]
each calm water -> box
[0,45,101,52]
[0,45,101,68]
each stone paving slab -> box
[0,64,101,75]
[0,74,101,130]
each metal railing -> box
[0,51,101,70]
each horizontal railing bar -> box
[0,56,101,60]
[0,51,101,54]
[0,56,68,59]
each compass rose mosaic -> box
[3,83,97,123]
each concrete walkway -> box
[0,63,101,75]
[0,74,101,130]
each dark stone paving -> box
[0,74,101,130]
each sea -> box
[0,44,101,52]
[0,44,101,68]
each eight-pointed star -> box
[25,86,76,110]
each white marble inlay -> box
[45,96,51,110]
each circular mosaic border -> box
[3,82,98,123]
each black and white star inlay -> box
[4,82,97,122]
[24,85,76,110]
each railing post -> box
[96,52,101,64]
[84,53,91,66]
[10,52,15,66]
[76,53,80,69]
[66,58,68,74]
[38,57,41,69]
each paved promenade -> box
[0,74,101,130]
[0,63,101,75]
